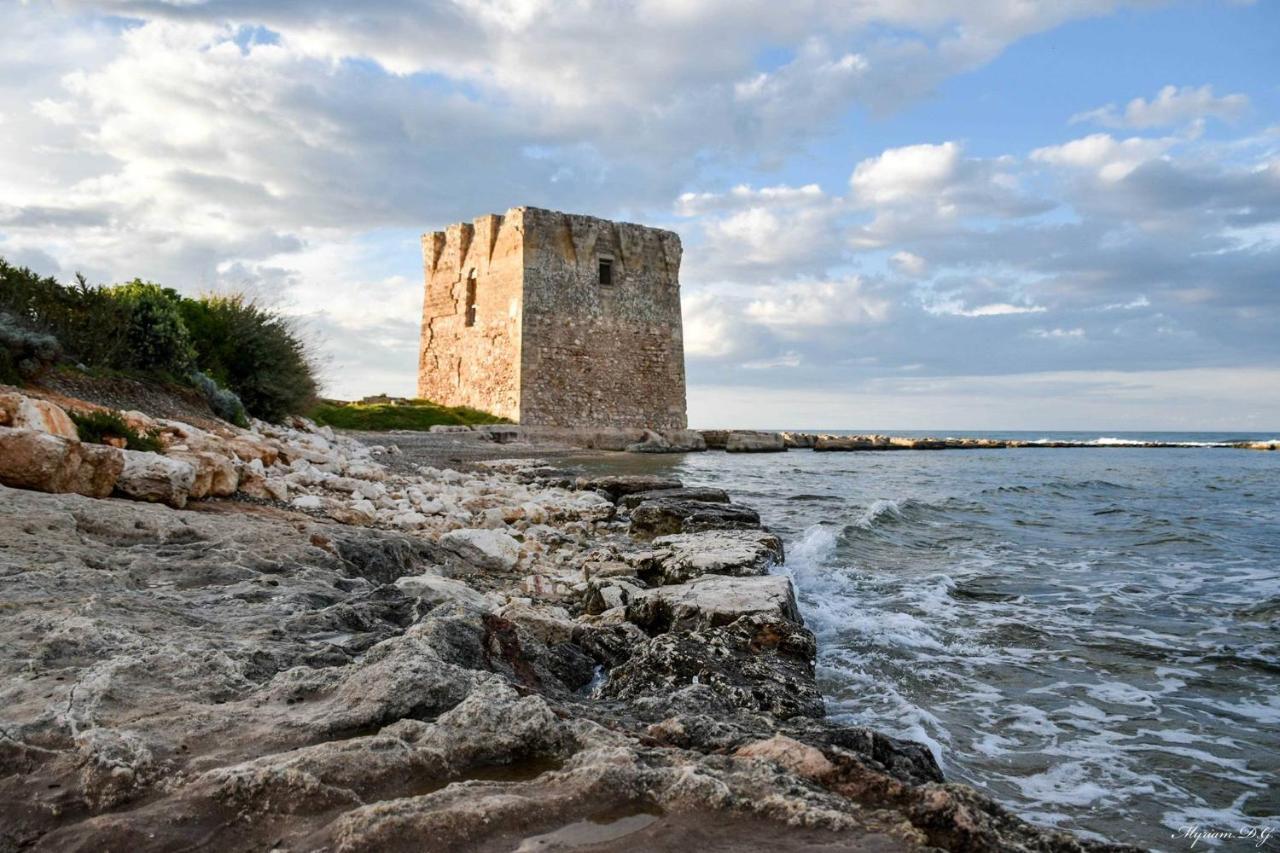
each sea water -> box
[569,435,1280,850]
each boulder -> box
[439,528,521,571]
[0,427,123,498]
[725,431,786,453]
[167,450,239,499]
[629,498,761,538]
[115,450,196,508]
[0,392,78,439]
[646,529,784,584]
[585,474,682,502]
[394,573,491,611]
[619,486,730,510]
[600,615,823,719]
[626,574,801,633]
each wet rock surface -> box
[0,399,1142,852]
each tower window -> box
[464,273,477,327]
[598,257,614,286]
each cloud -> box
[1030,133,1173,181]
[1071,84,1249,128]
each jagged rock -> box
[0,391,78,438]
[581,577,646,615]
[618,486,730,509]
[625,429,708,453]
[814,434,891,451]
[781,432,817,449]
[600,614,823,719]
[114,450,196,507]
[0,427,123,498]
[439,528,521,571]
[645,529,784,584]
[627,574,801,633]
[737,734,836,778]
[726,431,787,453]
[629,498,761,537]
[585,474,683,502]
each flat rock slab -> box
[619,486,731,509]
[629,498,761,538]
[725,431,787,453]
[586,474,683,502]
[647,529,785,584]
[627,574,801,633]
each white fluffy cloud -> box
[1071,84,1249,129]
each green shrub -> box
[0,263,132,368]
[0,257,322,423]
[190,370,249,428]
[0,312,61,383]
[179,295,318,422]
[110,280,196,376]
[308,399,508,431]
[69,408,163,453]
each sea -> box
[566,432,1280,851]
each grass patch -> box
[69,409,163,453]
[308,399,509,431]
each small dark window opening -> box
[464,273,477,327]
[598,257,614,286]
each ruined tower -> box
[417,207,687,429]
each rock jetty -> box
[0,388,1140,851]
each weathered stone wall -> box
[417,211,525,421]
[418,206,687,429]
[518,207,687,429]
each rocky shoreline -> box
[0,390,1144,851]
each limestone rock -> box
[781,432,817,449]
[629,497,761,538]
[0,391,78,438]
[647,529,785,584]
[166,450,239,499]
[619,486,730,509]
[627,574,801,633]
[439,528,521,571]
[395,573,491,611]
[737,734,836,779]
[601,615,823,719]
[699,429,730,449]
[115,450,196,508]
[814,434,890,451]
[585,473,682,502]
[0,427,123,498]
[726,431,787,453]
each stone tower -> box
[417,207,687,429]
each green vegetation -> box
[179,295,317,423]
[69,408,163,453]
[308,398,508,431]
[0,258,317,422]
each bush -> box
[179,295,318,422]
[191,370,249,428]
[0,256,322,423]
[69,408,163,453]
[0,312,61,384]
[110,280,196,377]
[0,262,132,368]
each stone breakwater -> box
[0,390,1142,851]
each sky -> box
[2,0,1278,431]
